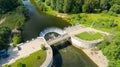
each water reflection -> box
[51,41,98,67]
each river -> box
[22,0,97,67]
[22,0,70,40]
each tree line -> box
[39,0,120,14]
[0,0,21,14]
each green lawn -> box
[3,50,46,67]
[76,32,103,41]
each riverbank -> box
[81,47,108,67]
[31,0,120,33]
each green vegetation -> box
[76,32,103,41]
[0,0,28,50]
[3,50,46,67]
[33,0,120,14]
[0,0,21,14]
[97,33,120,67]
[32,0,120,66]
[41,44,46,50]
[65,13,120,32]
[0,26,11,50]
[12,33,21,47]
[0,6,28,29]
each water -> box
[51,42,98,67]
[22,0,70,40]
[22,0,97,67]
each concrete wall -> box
[40,37,53,67]
[71,37,102,48]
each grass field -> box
[3,50,46,67]
[76,32,103,41]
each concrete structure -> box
[39,27,66,37]
[0,37,53,67]
[41,24,108,48]
[0,24,109,67]
[40,37,53,67]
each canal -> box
[22,0,98,67]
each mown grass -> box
[3,50,46,67]
[76,32,103,41]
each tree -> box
[45,0,51,6]
[71,0,83,13]
[110,4,120,14]
[0,0,21,13]
[56,0,64,13]
[63,0,72,13]
[0,26,11,50]
[100,0,110,10]
[51,0,57,10]
[12,34,21,47]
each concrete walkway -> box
[65,24,109,36]
[40,37,53,67]
[0,38,45,66]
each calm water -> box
[22,0,70,40]
[22,0,97,67]
[51,42,97,67]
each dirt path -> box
[0,17,6,25]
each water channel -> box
[22,0,97,67]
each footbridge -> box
[39,24,109,45]
[47,33,70,45]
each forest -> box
[37,0,120,14]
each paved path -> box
[0,38,45,66]
[65,24,109,36]
[40,37,53,67]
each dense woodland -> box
[38,0,120,14]
[0,0,28,50]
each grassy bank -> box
[76,32,103,41]
[31,0,120,33]
[65,13,120,32]
[0,6,27,29]
[3,50,46,67]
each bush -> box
[41,44,46,50]
[12,33,21,47]
[110,4,120,14]
[17,63,26,67]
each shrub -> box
[110,4,120,14]
[41,44,46,50]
